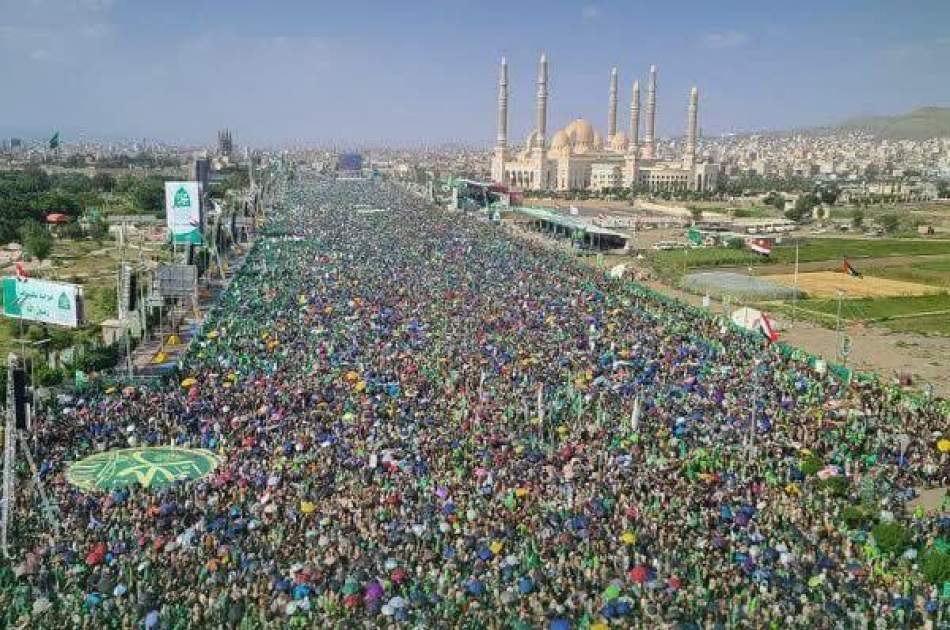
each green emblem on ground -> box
[66,447,221,492]
[173,186,191,208]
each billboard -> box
[155,264,197,298]
[164,181,203,244]
[337,153,362,173]
[2,277,83,327]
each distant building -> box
[217,129,233,159]
[193,157,210,189]
[490,56,718,193]
[336,153,363,177]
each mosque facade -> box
[490,54,719,193]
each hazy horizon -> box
[2,0,948,147]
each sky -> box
[1,0,949,147]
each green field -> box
[651,238,950,279]
[801,293,950,320]
[770,238,950,264]
[863,258,950,287]
[785,293,950,336]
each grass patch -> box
[879,313,950,336]
[800,293,950,321]
[771,238,950,264]
[864,258,950,287]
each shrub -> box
[726,237,745,250]
[871,522,911,555]
[35,364,64,387]
[920,551,950,585]
[842,504,876,530]
[800,455,822,476]
[818,475,848,497]
[842,505,865,529]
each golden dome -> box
[564,118,595,147]
[550,130,570,150]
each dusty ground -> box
[764,271,942,299]
[907,487,949,516]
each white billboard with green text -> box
[164,181,203,244]
[2,277,83,327]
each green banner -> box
[2,277,81,327]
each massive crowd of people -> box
[0,176,947,628]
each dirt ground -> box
[764,271,942,299]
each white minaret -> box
[496,57,508,148]
[607,67,618,142]
[684,86,698,168]
[643,64,657,159]
[535,53,548,149]
[629,80,640,154]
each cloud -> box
[581,4,600,21]
[701,30,749,49]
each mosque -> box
[490,54,719,193]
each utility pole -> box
[835,289,845,364]
[792,240,800,322]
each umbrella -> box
[628,565,648,583]
[938,439,950,453]
[365,581,384,601]
[181,377,197,388]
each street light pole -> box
[835,289,845,363]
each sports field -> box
[765,271,944,299]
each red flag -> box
[759,311,779,343]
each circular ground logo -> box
[66,447,222,492]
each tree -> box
[86,216,109,242]
[92,172,116,192]
[920,551,950,585]
[116,174,137,194]
[132,177,166,214]
[818,184,840,206]
[871,522,911,555]
[851,209,865,229]
[786,192,819,223]
[879,214,900,234]
[31,190,82,218]
[19,219,53,261]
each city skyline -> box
[1,0,949,145]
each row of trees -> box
[0,167,170,244]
